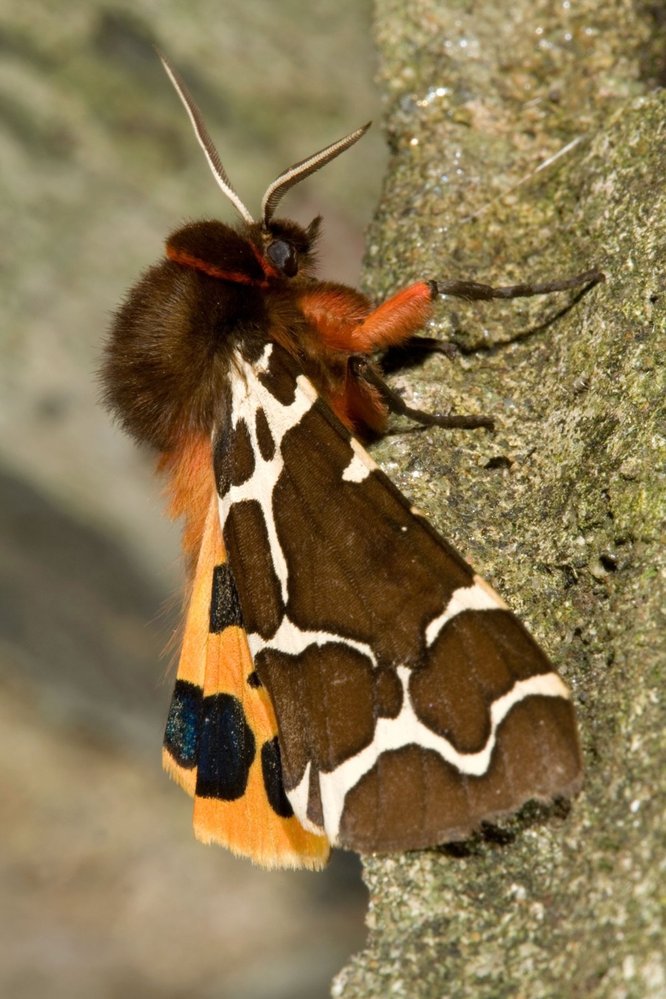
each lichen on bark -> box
[334,1,665,996]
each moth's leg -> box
[349,283,435,352]
[296,283,433,354]
[433,268,604,301]
[351,356,494,431]
[345,269,602,428]
[349,268,603,354]
[380,335,459,376]
[383,268,605,369]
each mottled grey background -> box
[0,3,382,997]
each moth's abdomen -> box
[102,256,266,451]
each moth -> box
[102,54,597,869]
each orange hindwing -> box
[163,485,329,870]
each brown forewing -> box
[216,342,582,850]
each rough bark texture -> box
[334,1,664,997]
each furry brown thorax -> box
[101,214,369,453]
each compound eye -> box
[266,239,298,276]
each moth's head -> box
[256,215,322,279]
[158,51,368,280]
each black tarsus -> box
[431,268,604,302]
[352,357,494,432]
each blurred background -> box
[0,3,387,996]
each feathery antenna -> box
[158,51,370,228]
[261,123,371,225]
[158,50,255,225]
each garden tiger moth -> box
[102,53,600,870]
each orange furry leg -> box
[349,282,434,352]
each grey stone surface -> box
[334,1,664,996]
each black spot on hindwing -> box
[196,693,255,800]
[209,563,243,633]
[261,737,294,818]
[164,679,202,769]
